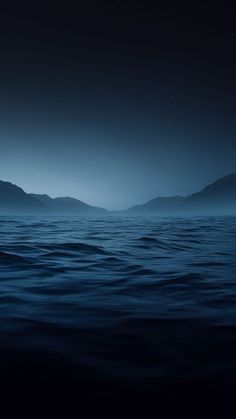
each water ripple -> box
[0,215,236,411]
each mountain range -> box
[127,173,236,215]
[0,173,236,215]
[0,181,106,214]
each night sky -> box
[0,0,235,209]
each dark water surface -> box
[1,215,236,416]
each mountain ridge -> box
[0,180,107,214]
[30,193,106,214]
[127,173,236,215]
[0,174,236,215]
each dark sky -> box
[0,0,235,209]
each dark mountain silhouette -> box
[127,174,236,215]
[184,173,236,212]
[30,194,106,214]
[1,174,236,215]
[0,181,47,214]
[0,180,106,214]
[127,196,185,214]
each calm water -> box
[1,215,236,416]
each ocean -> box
[0,215,236,416]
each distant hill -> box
[1,174,236,215]
[0,180,107,215]
[127,196,185,214]
[31,194,106,214]
[184,173,236,213]
[0,181,47,214]
[127,174,236,215]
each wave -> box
[0,215,236,413]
